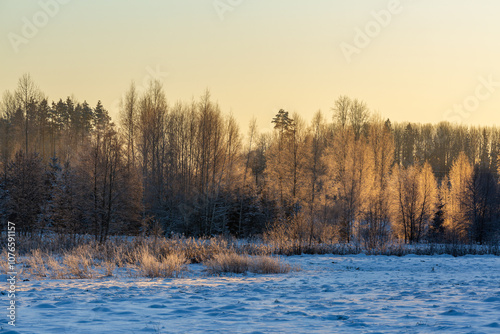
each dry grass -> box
[26,249,49,278]
[63,253,94,279]
[204,252,292,275]
[19,237,268,280]
[204,252,250,274]
[45,256,65,279]
[250,255,293,274]
[99,260,116,277]
[0,249,10,275]
[136,248,187,278]
[15,232,496,281]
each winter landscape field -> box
[6,253,500,334]
[3,1,500,333]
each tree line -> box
[1,74,499,245]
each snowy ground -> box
[4,254,500,333]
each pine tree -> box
[6,151,45,235]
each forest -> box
[1,73,499,248]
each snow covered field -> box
[6,254,500,333]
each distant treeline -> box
[1,74,499,246]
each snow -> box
[6,254,500,333]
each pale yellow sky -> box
[1,0,500,132]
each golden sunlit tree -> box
[390,162,437,243]
[360,116,394,248]
[267,110,308,215]
[442,151,473,242]
[323,126,374,243]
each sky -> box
[1,0,500,133]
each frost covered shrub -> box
[263,214,347,256]
[23,250,66,279]
[0,249,10,274]
[45,255,65,279]
[63,253,94,279]
[100,260,116,277]
[62,244,95,279]
[204,252,292,275]
[26,249,48,277]
[137,248,187,278]
[128,235,240,264]
[250,255,292,274]
[205,252,251,274]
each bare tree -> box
[78,123,142,242]
[361,116,394,248]
[119,81,139,169]
[332,95,351,129]
[137,80,168,218]
[442,152,473,242]
[390,162,437,243]
[304,111,327,245]
[349,98,369,140]
[324,128,373,243]
[238,118,258,235]
[14,73,43,153]
[463,165,497,244]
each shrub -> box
[250,255,292,274]
[204,252,292,275]
[137,248,187,278]
[205,252,251,274]
[62,244,96,279]
[26,249,48,277]
[100,260,116,277]
[45,255,66,279]
[0,249,10,275]
[63,253,94,279]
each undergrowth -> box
[1,232,498,280]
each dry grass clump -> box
[204,252,292,275]
[22,246,95,279]
[141,235,234,264]
[136,248,187,278]
[26,249,49,277]
[99,260,116,277]
[0,249,10,274]
[24,250,67,278]
[63,246,95,279]
[250,255,293,274]
[204,252,250,274]
[16,235,305,280]
[45,256,65,279]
